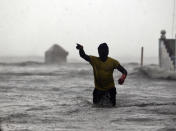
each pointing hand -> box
[76,43,83,50]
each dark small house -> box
[45,44,69,64]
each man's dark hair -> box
[98,43,109,57]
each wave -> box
[0,69,92,77]
[140,65,176,80]
[129,65,176,80]
[0,61,44,66]
[0,72,60,76]
[26,106,51,111]
[2,62,175,80]
[0,61,139,67]
[69,69,93,76]
[0,61,92,76]
[118,102,176,108]
[124,62,139,66]
[1,113,31,124]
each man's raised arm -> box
[76,44,90,62]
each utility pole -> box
[172,0,176,38]
[141,46,144,67]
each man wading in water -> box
[76,43,127,106]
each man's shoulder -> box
[89,55,98,60]
[108,57,120,65]
[108,57,118,61]
[89,55,99,64]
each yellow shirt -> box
[89,56,120,91]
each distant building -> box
[45,44,69,64]
[159,30,176,71]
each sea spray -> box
[140,65,176,80]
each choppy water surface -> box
[0,62,176,131]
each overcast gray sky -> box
[0,0,175,60]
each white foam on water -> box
[140,65,176,80]
[0,62,176,131]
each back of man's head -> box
[98,43,109,58]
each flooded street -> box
[0,63,176,131]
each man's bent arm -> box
[116,64,127,76]
[79,48,90,62]
[116,64,127,85]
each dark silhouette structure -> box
[45,44,68,64]
[76,43,127,106]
